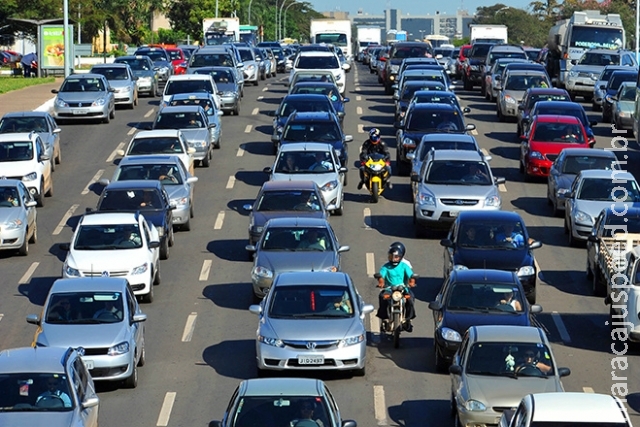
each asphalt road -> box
[1,63,639,427]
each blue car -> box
[288,81,349,124]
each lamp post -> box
[63,0,70,77]
[248,0,254,25]
[282,1,297,39]
[278,0,295,41]
[636,0,639,63]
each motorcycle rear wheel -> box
[392,312,401,348]
[371,181,380,203]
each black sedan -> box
[269,94,340,146]
[92,180,174,260]
[428,269,543,372]
[440,211,542,303]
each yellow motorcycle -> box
[362,153,391,203]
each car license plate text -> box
[82,359,94,370]
[297,356,324,365]
[72,109,88,115]
[449,211,458,217]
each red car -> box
[166,48,187,75]
[456,44,471,79]
[520,115,592,180]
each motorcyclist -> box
[376,243,416,332]
[357,128,392,190]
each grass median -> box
[0,77,56,94]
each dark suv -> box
[481,44,528,96]
[383,42,434,94]
[462,43,494,90]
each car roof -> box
[526,88,568,95]
[80,212,139,225]
[560,148,615,158]
[529,393,628,423]
[534,101,581,110]
[292,82,336,88]
[458,210,524,222]
[431,149,483,161]
[289,111,333,121]
[116,55,152,61]
[133,130,181,139]
[167,74,212,81]
[0,178,24,187]
[262,180,319,191]
[413,90,455,97]
[0,347,71,374]
[452,269,518,283]
[158,105,205,114]
[2,111,50,118]
[265,217,331,227]
[91,63,129,69]
[403,69,443,75]
[119,155,183,166]
[274,271,350,287]
[421,133,476,143]
[578,169,634,179]
[0,132,34,142]
[240,378,323,397]
[410,103,457,111]
[533,114,581,124]
[170,93,213,101]
[489,45,525,52]
[50,277,130,293]
[283,94,331,101]
[471,325,544,342]
[506,70,548,76]
[299,51,335,57]
[619,81,635,87]
[104,179,163,191]
[278,142,335,152]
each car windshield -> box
[403,74,445,85]
[296,56,339,69]
[505,75,547,91]
[73,224,143,250]
[419,142,475,160]
[447,283,525,312]
[406,110,463,132]
[115,164,183,185]
[164,80,213,96]
[169,98,215,115]
[256,190,322,211]
[238,49,254,61]
[532,122,585,143]
[193,68,235,84]
[167,50,183,61]
[91,67,128,80]
[268,285,354,318]
[434,48,453,58]
[424,160,491,185]
[155,112,205,129]
[315,33,347,46]
[293,73,335,85]
[191,53,234,68]
[525,49,540,61]
[60,78,105,92]
[0,373,73,411]
[275,151,335,174]
[393,46,431,59]
[45,291,125,324]
[402,85,444,101]
[99,189,162,211]
[609,73,637,90]
[470,44,491,58]
[128,137,184,155]
[260,226,333,251]
[577,178,640,201]
[116,58,150,71]
[413,93,457,106]
[0,187,21,207]
[535,106,585,125]
[137,50,166,62]
[620,85,635,101]
[604,216,640,236]
[456,221,528,250]
[526,94,570,110]
[599,67,623,82]
[291,85,336,96]
[561,155,615,174]
[282,122,340,142]
[579,52,620,66]
[0,117,48,133]
[230,396,330,427]
[465,342,555,377]
[0,141,34,161]
[279,100,331,117]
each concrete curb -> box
[34,97,55,112]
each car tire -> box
[181,218,191,231]
[415,225,428,238]
[46,180,53,197]
[593,266,606,296]
[56,149,62,165]
[153,266,161,286]
[37,182,45,207]
[103,112,110,124]
[160,237,169,260]
[168,227,174,247]
[142,284,154,304]
[434,345,448,373]
[253,80,259,86]
[109,108,115,119]
[29,223,37,244]
[568,229,579,247]
[233,104,240,116]
[190,203,194,218]
[497,107,505,122]
[137,345,146,367]
[18,233,29,256]
[123,363,138,389]
[526,287,536,305]
[353,366,366,377]
[202,150,211,167]
[450,394,457,417]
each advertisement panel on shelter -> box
[40,25,73,69]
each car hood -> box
[420,183,497,199]
[180,128,209,142]
[555,173,576,191]
[164,185,189,201]
[271,172,339,188]
[465,374,562,409]
[0,207,25,223]
[529,141,589,155]
[618,100,635,112]
[256,251,339,273]
[574,200,640,222]
[252,210,325,228]
[442,310,530,334]
[453,247,531,270]
[0,411,75,427]
[38,322,128,348]
[67,249,152,270]
[131,70,155,79]
[0,160,36,176]
[217,83,238,93]
[264,317,362,341]
[571,65,603,75]
[57,92,108,102]
[137,210,165,228]
[108,80,133,89]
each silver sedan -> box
[51,74,116,124]
[90,63,138,109]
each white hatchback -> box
[291,51,347,94]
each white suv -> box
[117,130,196,175]
[59,211,161,303]
[162,74,221,109]
[291,51,346,94]
[0,132,52,206]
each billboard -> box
[39,25,74,69]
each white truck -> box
[202,17,240,45]
[355,26,381,60]
[310,19,352,60]
[469,24,508,44]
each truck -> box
[239,25,259,46]
[310,19,352,60]
[469,24,508,44]
[202,17,240,45]
[355,26,382,61]
[546,10,625,87]
[395,31,407,42]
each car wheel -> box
[563,216,569,234]
[450,394,457,417]
[519,159,524,174]
[497,107,505,122]
[37,182,45,207]
[160,237,169,260]
[552,199,562,218]
[103,112,110,124]
[18,233,29,256]
[526,287,536,304]
[142,285,154,304]
[202,150,211,167]
[233,104,240,115]
[190,203,194,219]
[46,180,53,197]
[109,107,115,119]
[28,223,37,244]
[434,345,448,373]
[123,363,138,388]
[153,266,161,286]
[593,266,606,296]
[168,227,175,247]
[568,228,579,247]
[56,149,62,165]
[137,344,146,367]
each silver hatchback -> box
[249,271,373,375]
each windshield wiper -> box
[468,370,518,379]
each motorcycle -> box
[362,152,391,203]
[374,273,412,348]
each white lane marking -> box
[214,211,225,230]
[535,258,545,283]
[358,124,365,133]
[257,96,264,100]
[144,108,155,118]
[106,142,125,163]
[471,129,478,135]
[199,260,212,282]
[551,311,572,343]
[366,252,376,277]
[181,312,198,342]
[356,95,362,101]
[156,392,177,426]
[373,385,388,425]
[226,176,236,189]
[369,312,380,342]
[53,204,79,235]
[499,183,507,192]
[262,87,269,92]
[355,86,361,92]
[583,387,595,393]
[127,127,136,136]
[251,107,259,115]
[363,208,372,229]
[19,262,39,284]
[81,170,104,195]
[357,106,363,115]
[0,314,3,323]
[236,146,245,157]
[244,125,252,133]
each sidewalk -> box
[0,78,63,116]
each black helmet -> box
[389,241,406,258]
[388,245,404,266]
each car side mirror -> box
[494,177,506,185]
[116,149,125,156]
[440,238,454,248]
[406,152,415,160]
[53,128,62,134]
[81,396,100,410]
[557,367,571,377]
[338,245,350,253]
[51,89,59,94]
[98,178,110,186]
[245,244,257,252]
[237,62,244,68]
[59,243,70,251]
[342,421,357,427]
[208,123,217,129]
[449,364,462,375]
[187,147,196,154]
[339,166,348,173]
[393,93,399,101]
[529,240,542,249]
[344,135,353,143]
[267,111,275,117]
[209,422,223,427]
[589,140,596,148]
[599,84,606,89]
[341,63,349,70]
[589,121,598,127]
[465,124,476,131]
[132,313,147,323]
[186,176,198,184]
[26,314,40,325]
[394,121,404,129]
[463,107,470,114]
[249,304,262,315]
[109,87,116,93]
[25,200,37,208]
[587,235,598,243]
[149,241,161,249]
[343,97,350,103]
[243,204,253,211]
[410,175,420,182]
[530,304,543,314]
[517,104,524,111]
[263,167,273,174]
[428,301,443,311]
[570,59,577,65]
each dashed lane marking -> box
[19,262,39,284]
[199,260,212,281]
[0,314,3,323]
[251,107,259,115]
[262,87,269,92]
[181,312,198,342]
[106,142,125,163]
[499,183,507,192]
[236,146,245,157]
[358,124,365,133]
[53,204,79,235]
[471,129,478,135]
[357,106,363,115]
[535,258,545,283]
[214,211,225,230]
[127,127,136,135]
[366,252,376,277]
[156,392,176,426]
[257,96,264,100]
[355,86,360,92]
[144,108,155,118]
[81,170,104,195]
[244,125,252,133]
[356,95,362,101]
[226,176,236,189]
[583,387,595,393]
[552,311,572,343]
[373,385,388,425]
[369,312,380,344]
[363,208,372,229]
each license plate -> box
[297,356,324,365]
[72,109,88,115]
[449,211,458,217]
[82,359,94,370]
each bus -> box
[423,34,451,48]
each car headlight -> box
[252,266,273,278]
[189,140,206,148]
[138,76,152,82]
[485,195,501,207]
[156,226,164,237]
[453,264,468,271]
[171,197,188,207]
[465,399,487,412]
[55,98,68,108]
[258,335,284,347]
[64,264,80,277]
[440,327,462,342]
[417,192,435,206]
[321,180,339,191]
[574,210,592,225]
[569,70,578,77]
[251,226,264,234]
[3,219,23,230]
[339,334,365,347]
[222,91,237,97]
[335,74,342,81]
[529,151,544,160]
[556,188,569,197]
[107,341,130,356]
[159,66,169,73]
[590,73,598,80]
[247,64,256,71]
[504,95,517,104]
[23,172,37,181]
[518,266,535,277]
[93,98,107,106]
[131,262,149,275]
[402,137,416,147]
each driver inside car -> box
[516,349,552,374]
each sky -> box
[307,0,532,17]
